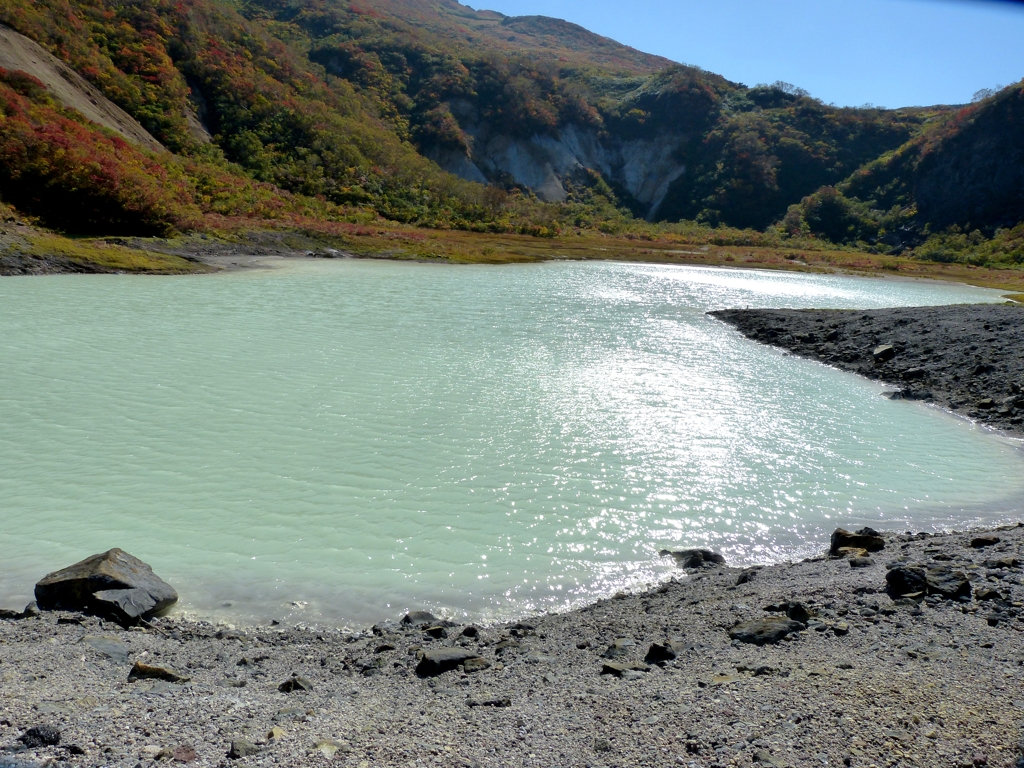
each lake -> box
[1,259,1021,626]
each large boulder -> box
[34,549,177,624]
[829,528,884,556]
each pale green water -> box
[1,260,1021,626]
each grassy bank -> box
[8,220,1024,293]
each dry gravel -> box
[4,525,1024,768]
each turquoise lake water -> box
[1,259,1021,626]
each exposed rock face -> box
[34,549,178,623]
[433,122,686,219]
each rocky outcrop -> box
[34,549,178,624]
[433,122,686,219]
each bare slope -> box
[0,23,163,151]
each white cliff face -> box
[433,122,687,219]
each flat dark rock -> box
[601,661,649,677]
[18,725,60,748]
[128,661,190,684]
[401,611,439,627]
[728,618,804,645]
[711,304,1024,437]
[887,564,971,600]
[659,548,726,568]
[34,548,177,624]
[415,648,482,677]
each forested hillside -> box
[0,0,1020,263]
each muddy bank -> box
[712,303,1024,437]
[4,525,1024,768]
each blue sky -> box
[469,0,1024,108]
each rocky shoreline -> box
[4,524,1024,768]
[711,303,1024,438]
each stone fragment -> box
[466,697,512,708]
[0,608,22,620]
[424,625,447,639]
[873,344,896,362]
[128,661,190,684]
[18,725,61,748]
[461,626,480,638]
[171,745,198,763]
[462,657,491,673]
[267,727,286,741]
[644,641,685,663]
[885,565,928,597]
[313,739,345,759]
[602,638,635,659]
[415,648,480,677]
[984,556,1020,569]
[227,740,260,759]
[975,587,1003,602]
[850,557,874,568]
[830,528,884,556]
[728,618,804,645]
[736,568,760,585]
[833,622,850,636]
[278,675,314,693]
[971,536,1000,548]
[659,548,726,568]
[786,602,812,623]
[600,661,649,677]
[34,548,177,624]
[925,566,971,600]
[83,635,130,664]
[401,611,438,627]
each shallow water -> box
[1,260,1021,626]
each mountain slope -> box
[0,0,1018,260]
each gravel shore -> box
[4,524,1024,768]
[711,303,1024,437]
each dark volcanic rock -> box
[886,565,928,597]
[278,675,314,693]
[971,536,1001,548]
[19,725,61,748]
[659,548,726,568]
[401,611,439,627]
[645,641,685,663]
[925,566,972,600]
[710,304,1024,437]
[886,565,971,599]
[728,618,804,645]
[829,528,885,556]
[34,549,177,624]
[415,648,482,677]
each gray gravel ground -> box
[711,304,1024,437]
[4,525,1024,768]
